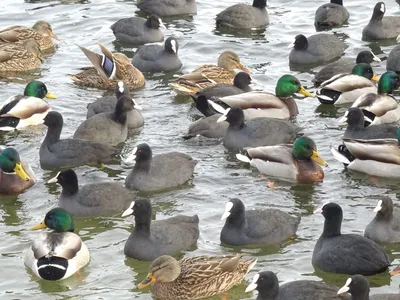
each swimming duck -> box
[236,136,327,183]
[364,197,400,244]
[0,20,59,52]
[218,107,302,150]
[138,254,257,300]
[111,15,165,45]
[169,51,250,95]
[362,2,400,41]
[312,202,390,275]
[201,74,312,119]
[289,33,347,65]
[24,208,90,281]
[40,111,117,169]
[121,199,199,261]
[0,146,34,194]
[316,63,378,105]
[71,43,145,90]
[0,81,56,130]
[216,0,269,29]
[0,38,43,72]
[314,0,349,30]
[313,50,381,86]
[137,0,197,16]
[346,71,400,126]
[132,36,182,73]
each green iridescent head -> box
[0,147,30,181]
[31,208,75,232]
[23,81,57,99]
[351,63,378,81]
[378,71,400,94]
[275,75,313,98]
[292,137,328,166]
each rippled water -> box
[0,0,400,299]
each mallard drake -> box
[138,254,257,300]
[0,81,56,130]
[169,51,250,95]
[344,71,400,126]
[316,63,378,105]
[24,208,90,281]
[0,20,59,52]
[202,74,312,119]
[0,146,34,194]
[0,38,43,72]
[71,43,145,90]
[236,136,327,183]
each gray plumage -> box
[364,197,400,244]
[387,45,400,74]
[124,143,197,192]
[40,111,117,170]
[132,37,182,73]
[122,199,199,261]
[314,0,349,30]
[111,15,164,44]
[362,2,400,41]
[184,114,228,139]
[137,0,197,16]
[289,33,347,65]
[220,198,300,246]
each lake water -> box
[0,0,399,299]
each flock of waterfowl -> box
[1,0,400,299]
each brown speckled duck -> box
[0,38,43,72]
[71,43,145,90]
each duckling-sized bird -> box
[110,15,165,45]
[312,202,390,276]
[245,271,351,300]
[215,0,269,29]
[362,2,400,41]
[236,136,327,183]
[221,198,300,246]
[314,50,381,86]
[200,74,312,119]
[24,208,90,281]
[218,107,302,150]
[121,199,199,261]
[314,0,349,30]
[123,143,197,192]
[0,38,43,72]
[48,169,136,217]
[0,80,56,130]
[0,20,59,52]
[74,95,142,146]
[289,33,347,65]
[132,36,182,73]
[40,111,117,169]
[71,43,145,90]
[86,81,144,129]
[138,254,257,300]
[316,63,378,105]
[0,146,34,194]
[337,274,399,299]
[137,0,197,16]
[346,71,400,126]
[364,197,400,244]
[169,51,250,95]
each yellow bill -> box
[45,92,57,99]
[238,63,251,74]
[14,163,30,181]
[50,32,60,41]
[390,265,400,276]
[137,273,157,289]
[311,150,328,167]
[31,220,47,230]
[371,74,379,82]
[298,86,313,97]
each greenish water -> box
[0,0,399,299]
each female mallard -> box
[169,51,250,95]
[0,38,43,72]
[345,71,400,126]
[138,254,257,300]
[204,74,312,119]
[24,208,90,281]
[236,136,328,183]
[0,20,59,52]
[0,146,34,194]
[316,63,378,105]
[0,81,56,130]
[71,43,145,90]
